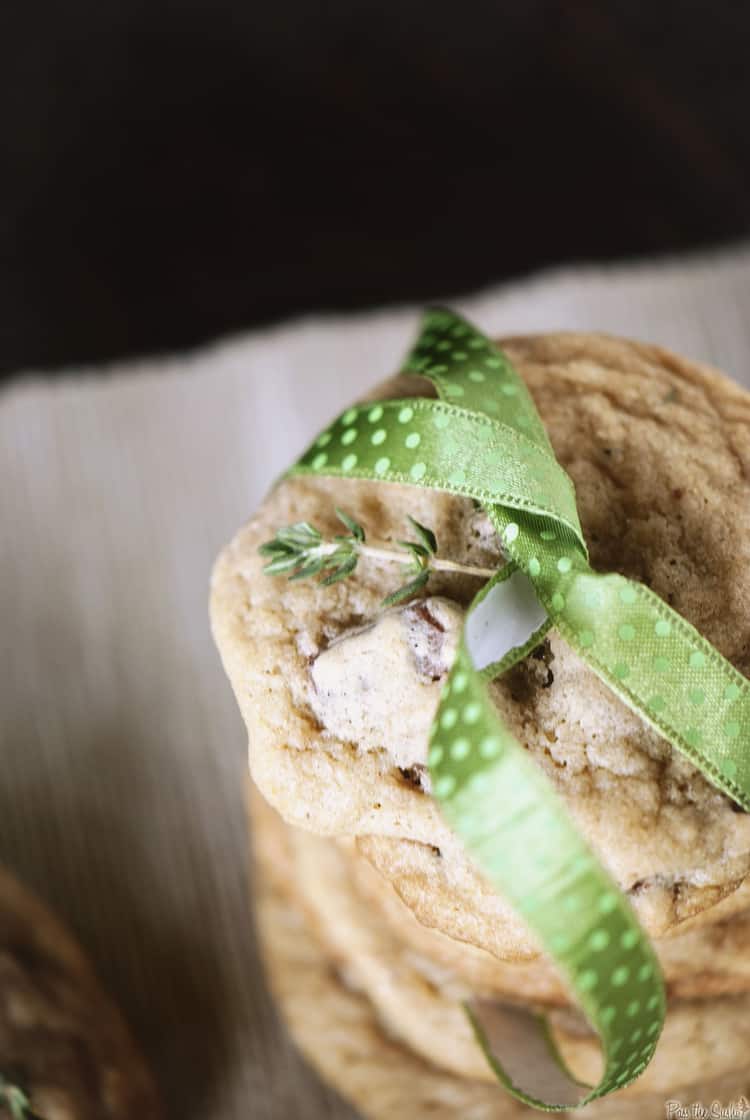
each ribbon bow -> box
[287,309,750,1109]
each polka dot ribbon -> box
[287,308,750,1109]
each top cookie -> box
[211,332,750,949]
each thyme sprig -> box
[259,509,495,607]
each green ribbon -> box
[287,309,750,1109]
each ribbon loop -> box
[431,633,664,1108]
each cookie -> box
[0,865,162,1119]
[348,835,750,1004]
[212,333,750,951]
[255,790,750,1095]
[252,786,750,1119]
[356,829,750,975]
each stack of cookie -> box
[211,333,750,1118]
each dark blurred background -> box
[1,1,749,376]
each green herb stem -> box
[259,510,496,606]
[309,539,495,580]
